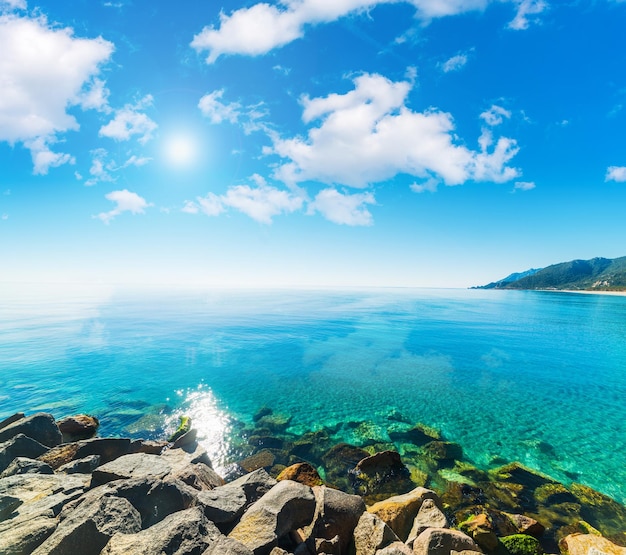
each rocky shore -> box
[1,410,625,555]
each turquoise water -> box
[1,284,625,503]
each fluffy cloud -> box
[192,0,540,62]
[99,96,157,144]
[606,166,626,182]
[184,183,303,224]
[0,14,113,171]
[508,0,548,30]
[268,73,520,189]
[480,105,512,126]
[198,90,241,124]
[96,189,151,224]
[307,188,376,226]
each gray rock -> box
[0,492,21,520]
[128,439,168,455]
[0,434,49,473]
[197,484,247,527]
[0,412,25,430]
[229,480,317,554]
[0,413,62,448]
[171,427,198,448]
[406,497,449,546]
[166,462,224,491]
[0,513,58,555]
[31,495,142,555]
[202,535,255,555]
[353,512,399,555]
[101,506,221,555]
[375,542,413,554]
[74,437,132,464]
[412,528,482,555]
[57,454,100,474]
[227,467,277,505]
[91,453,172,487]
[160,442,213,468]
[0,457,54,478]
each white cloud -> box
[99,96,157,144]
[480,104,511,126]
[0,14,113,171]
[410,177,439,193]
[77,78,111,112]
[307,188,376,226]
[120,155,151,168]
[192,0,534,63]
[508,0,548,31]
[606,166,626,182]
[95,189,151,224]
[184,182,302,224]
[198,90,241,124]
[513,180,536,191]
[441,53,468,73]
[0,0,26,10]
[268,73,520,189]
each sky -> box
[1,0,626,288]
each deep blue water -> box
[1,284,625,502]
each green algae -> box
[500,534,542,555]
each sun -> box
[163,134,197,168]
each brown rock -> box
[239,450,276,473]
[503,512,545,538]
[459,512,499,552]
[559,533,626,555]
[277,463,323,487]
[353,511,399,555]
[57,415,99,442]
[412,528,482,555]
[406,497,449,546]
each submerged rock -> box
[277,462,323,487]
[500,533,543,555]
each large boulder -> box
[353,511,399,555]
[353,450,413,497]
[559,533,626,555]
[0,457,53,478]
[57,414,99,442]
[406,497,449,546]
[57,455,101,474]
[90,453,172,487]
[367,487,439,542]
[227,468,278,506]
[457,512,499,552]
[0,434,49,473]
[412,528,482,555]
[0,413,25,430]
[101,506,222,554]
[0,413,61,448]
[30,495,141,555]
[228,480,317,554]
[197,484,248,528]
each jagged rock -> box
[203,535,255,554]
[367,487,439,542]
[0,434,49,473]
[353,511,399,555]
[228,480,317,554]
[38,442,81,469]
[167,461,224,491]
[559,533,626,555]
[0,457,53,478]
[412,527,482,555]
[172,428,198,449]
[57,454,100,474]
[406,497,449,546]
[160,441,213,468]
[353,450,412,496]
[375,542,413,554]
[0,514,58,555]
[228,467,278,505]
[128,439,168,455]
[101,506,222,554]
[313,486,366,554]
[0,413,25,430]
[500,534,542,555]
[197,484,248,527]
[502,512,545,538]
[31,495,141,555]
[57,414,99,442]
[458,512,499,552]
[277,463,324,487]
[67,476,197,529]
[0,413,62,448]
[90,453,173,487]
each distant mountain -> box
[474,256,626,291]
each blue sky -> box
[1,0,626,288]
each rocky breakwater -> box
[0,411,625,555]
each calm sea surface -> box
[1,284,625,502]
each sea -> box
[1,284,625,503]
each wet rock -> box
[31,495,141,555]
[167,415,192,443]
[292,430,331,463]
[353,450,412,497]
[534,483,577,505]
[570,482,626,539]
[353,511,399,555]
[423,441,463,463]
[0,457,53,478]
[172,428,198,449]
[412,527,482,555]
[406,497,449,546]
[57,455,101,474]
[91,453,172,487]
[249,435,284,449]
[387,423,441,445]
[503,512,545,538]
[239,449,276,473]
[458,512,499,552]
[490,462,556,491]
[256,413,292,433]
[253,406,273,422]
[277,463,324,487]
[559,533,626,555]
[367,487,439,542]
[0,413,62,448]
[228,480,316,554]
[57,414,99,442]
[0,434,49,473]
[101,506,221,554]
[323,443,370,490]
[500,534,542,555]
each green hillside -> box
[477,256,626,291]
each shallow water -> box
[1,284,625,502]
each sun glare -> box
[163,134,197,168]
